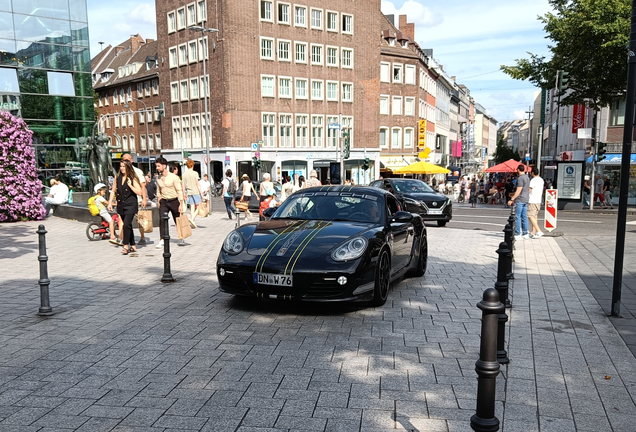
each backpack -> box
[227,179,237,195]
[88,195,101,216]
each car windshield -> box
[272,191,383,223]
[392,180,435,193]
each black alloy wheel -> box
[370,250,390,306]
[412,236,428,277]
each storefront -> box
[586,154,636,205]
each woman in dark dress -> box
[469,178,478,208]
[114,160,142,255]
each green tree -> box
[501,0,630,110]
[493,137,520,164]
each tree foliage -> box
[493,137,520,164]
[501,0,630,109]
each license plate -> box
[428,209,443,215]
[253,272,293,286]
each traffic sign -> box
[251,142,258,151]
[255,151,260,158]
[257,140,263,146]
[204,156,209,164]
[544,189,558,232]
[328,123,340,130]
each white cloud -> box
[381,0,443,28]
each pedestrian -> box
[603,176,614,209]
[42,177,69,216]
[108,160,142,255]
[155,157,185,248]
[199,173,211,202]
[582,175,591,209]
[281,175,294,201]
[469,178,477,208]
[507,164,531,240]
[259,187,278,220]
[182,159,203,228]
[306,169,322,187]
[298,175,306,189]
[145,172,158,208]
[121,153,148,245]
[594,174,605,209]
[240,174,258,220]
[91,183,117,244]
[528,167,545,238]
[259,173,274,197]
[222,169,237,219]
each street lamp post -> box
[188,25,219,204]
[124,97,152,176]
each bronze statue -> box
[79,132,119,189]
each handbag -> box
[137,210,153,233]
[198,201,209,217]
[175,215,192,239]
[235,201,249,211]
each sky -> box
[86,0,553,124]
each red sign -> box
[572,104,585,133]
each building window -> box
[404,128,414,148]
[295,41,307,63]
[144,81,151,96]
[393,64,403,83]
[140,135,146,151]
[260,37,274,60]
[177,7,186,29]
[199,37,208,60]
[379,127,388,148]
[294,5,306,26]
[342,116,352,146]
[341,83,352,102]
[190,78,199,99]
[392,128,401,148]
[280,114,293,147]
[197,0,206,21]
[310,8,322,29]
[296,115,308,147]
[262,113,276,147]
[201,75,209,97]
[311,44,322,65]
[154,106,160,121]
[187,3,196,26]
[311,80,323,100]
[327,116,338,148]
[156,134,162,149]
[342,14,353,34]
[405,97,415,116]
[168,11,176,33]
[139,111,145,124]
[180,80,189,101]
[119,89,124,103]
[179,44,188,65]
[191,114,201,148]
[136,83,143,98]
[278,2,290,24]
[380,62,390,82]
[405,65,416,85]
[182,116,191,148]
[341,48,353,68]
[152,80,159,95]
[188,41,198,63]
[326,11,337,32]
[278,40,291,61]
[380,95,389,115]
[326,81,338,101]
[260,0,273,21]
[148,134,154,150]
[311,115,323,147]
[169,47,177,68]
[261,75,275,97]
[295,78,307,99]
[279,77,291,98]
[122,135,128,151]
[114,114,120,128]
[128,112,134,126]
[146,109,152,123]
[392,96,402,115]
[326,47,338,67]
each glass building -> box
[0,0,93,191]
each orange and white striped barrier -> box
[544,189,558,232]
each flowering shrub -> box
[0,111,45,222]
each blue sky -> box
[87,0,552,124]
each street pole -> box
[339,113,344,184]
[126,97,151,176]
[590,111,598,210]
[610,0,636,317]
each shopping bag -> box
[137,210,153,233]
[198,201,209,217]
[235,201,249,211]
[175,215,192,239]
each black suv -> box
[370,178,452,226]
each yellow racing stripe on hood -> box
[255,220,308,273]
[284,220,330,275]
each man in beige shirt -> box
[182,159,203,228]
[155,157,185,248]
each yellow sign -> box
[418,120,426,149]
[418,148,431,159]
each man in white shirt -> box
[43,178,69,215]
[199,174,211,201]
[528,167,545,238]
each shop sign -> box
[0,101,20,111]
[418,120,426,148]
[572,104,585,133]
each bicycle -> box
[86,213,120,241]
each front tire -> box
[437,220,447,227]
[370,250,390,307]
[86,223,103,241]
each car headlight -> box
[222,231,244,255]
[331,237,368,262]
[403,198,420,205]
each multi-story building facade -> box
[91,36,163,175]
[474,103,497,170]
[156,0,381,184]
[0,0,93,190]
[378,15,437,174]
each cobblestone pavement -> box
[0,215,635,431]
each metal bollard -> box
[36,225,53,316]
[496,242,512,308]
[470,288,502,432]
[161,212,175,283]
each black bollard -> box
[470,288,502,432]
[496,242,511,308]
[36,225,53,316]
[161,212,176,283]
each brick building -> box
[91,35,163,175]
[155,0,382,184]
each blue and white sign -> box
[251,142,258,151]
[328,123,340,130]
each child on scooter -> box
[93,183,118,244]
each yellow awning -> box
[393,161,450,175]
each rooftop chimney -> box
[130,34,144,53]
[385,14,394,26]
[398,15,415,41]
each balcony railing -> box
[606,143,636,153]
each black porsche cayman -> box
[217,186,427,306]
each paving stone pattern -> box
[0,216,635,431]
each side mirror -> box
[391,211,413,223]
[262,207,277,218]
